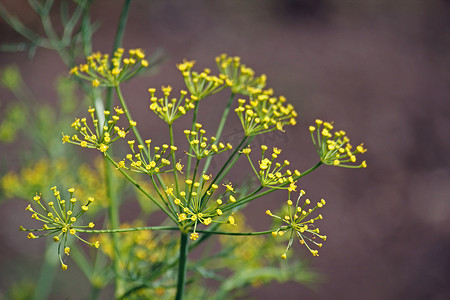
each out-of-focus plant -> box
[1,1,367,299]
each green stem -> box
[202,93,235,175]
[115,85,144,145]
[106,0,131,111]
[228,161,323,209]
[208,135,249,188]
[175,232,189,300]
[103,154,122,297]
[77,226,276,236]
[169,123,180,194]
[199,136,249,208]
[115,84,169,205]
[0,2,52,49]
[32,241,57,300]
[77,226,179,233]
[150,175,177,217]
[188,159,200,207]
[112,0,131,53]
[186,103,200,179]
[105,153,178,223]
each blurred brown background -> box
[1,0,449,299]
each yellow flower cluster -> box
[165,175,237,240]
[242,145,299,191]
[216,54,267,95]
[148,86,196,124]
[62,106,131,154]
[235,89,297,136]
[118,140,178,175]
[69,48,149,87]
[20,187,99,270]
[177,60,226,100]
[266,190,326,258]
[184,123,232,159]
[309,119,367,168]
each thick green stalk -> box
[103,9,132,295]
[32,241,57,300]
[104,154,123,297]
[202,93,235,175]
[175,232,189,300]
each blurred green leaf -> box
[1,65,22,91]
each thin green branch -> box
[169,123,180,195]
[105,153,178,224]
[201,92,235,175]
[106,0,131,111]
[77,226,277,237]
[227,161,324,210]
[0,2,51,49]
[186,103,200,179]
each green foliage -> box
[0,1,366,299]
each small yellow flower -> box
[20,187,98,270]
[70,49,151,87]
[184,126,232,159]
[149,87,194,124]
[177,59,225,100]
[267,190,326,258]
[235,91,297,136]
[215,54,266,95]
[310,120,367,168]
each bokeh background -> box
[1,0,449,299]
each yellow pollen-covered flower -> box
[267,190,326,258]
[310,119,367,168]
[70,49,151,87]
[20,187,98,271]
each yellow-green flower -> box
[184,123,232,159]
[120,140,177,175]
[62,106,130,154]
[242,145,299,191]
[309,119,367,168]
[148,86,196,124]
[20,187,99,270]
[235,89,297,136]
[216,54,266,95]
[177,59,226,100]
[267,190,326,258]
[69,48,150,87]
[167,175,237,240]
